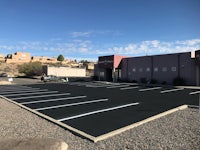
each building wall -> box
[127,56,152,82]
[0,54,5,62]
[179,53,196,85]
[153,54,179,84]
[45,66,86,77]
[121,51,197,85]
[31,56,57,63]
[6,52,31,63]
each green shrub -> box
[57,54,64,62]
[18,61,43,76]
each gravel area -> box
[0,97,200,150]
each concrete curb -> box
[94,105,188,142]
[0,138,68,150]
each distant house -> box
[87,62,96,70]
[31,56,57,63]
[5,52,31,63]
[0,53,5,62]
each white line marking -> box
[0,88,41,92]
[120,86,139,90]
[58,102,139,122]
[20,95,86,104]
[139,87,162,92]
[86,85,110,88]
[121,83,138,86]
[12,93,71,100]
[160,88,184,93]
[106,85,130,89]
[0,86,34,90]
[3,91,58,97]
[189,91,200,95]
[35,98,108,111]
[0,89,48,94]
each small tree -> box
[57,54,64,62]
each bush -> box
[131,80,138,83]
[162,81,167,85]
[92,76,98,81]
[18,61,43,76]
[140,77,147,84]
[173,77,185,86]
[150,78,158,84]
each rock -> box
[0,138,68,150]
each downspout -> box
[151,56,153,79]
[178,54,180,78]
[126,58,129,81]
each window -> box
[162,67,167,72]
[139,68,143,72]
[146,67,150,72]
[132,68,136,72]
[154,67,158,72]
[171,67,176,72]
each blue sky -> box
[0,0,200,61]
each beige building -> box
[0,53,5,62]
[43,66,86,77]
[87,62,95,70]
[6,52,31,63]
[31,56,57,63]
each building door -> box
[106,69,112,81]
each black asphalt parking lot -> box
[0,82,199,139]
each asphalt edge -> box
[0,95,96,142]
[1,95,197,143]
[93,105,188,142]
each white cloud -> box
[70,31,92,38]
[0,38,200,59]
[176,39,200,46]
[93,39,200,56]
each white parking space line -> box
[189,91,200,95]
[68,82,85,86]
[120,86,139,90]
[35,98,108,111]
[0,88,41,92]
[160,88,184,93]
[0,89,48,95]
[139,87,162,92]
[3,91,58,97]
[86,85,110,88]
[20,95,86,104]
[120,83,138,86]
[0,86,34,90]
[106,85,130,89]
[94,81,121,85]
[12,93,71,100]
[58,102,140,122]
